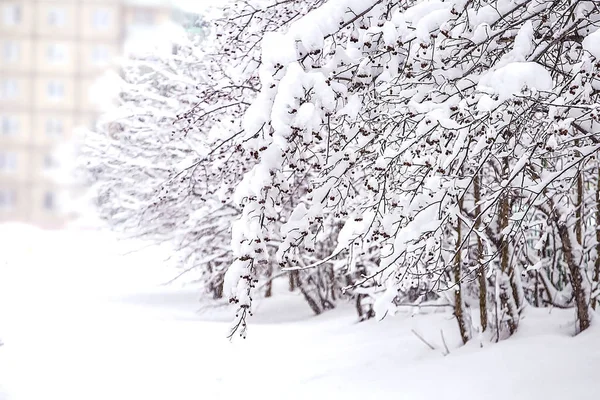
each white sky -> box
[174,0,219,13]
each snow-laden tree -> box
[214,0,600,340]
[80,1,358,313]
[171,0,367,318]
[80,32,241,298]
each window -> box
[43,191,55,211]
[92,9,110,29]
[0,115,19,136]
[47,43,67,64]
[45,118,63,136]
[132,9,154,26]
[91,45,109,66]
[0,189,16,210]
[0,79,18,99]
[47,80,64,100]
[47,8,66,27]
[0,152,17,172]
[43,153,54,170]
[2,41,19,63]
[2,4,21,26]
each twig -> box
[281,251,339,271]
[411,329,436,351]
[396,302,453,308]
[440,329,450,356]
[255,270,290,291]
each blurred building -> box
[0,0,175,228]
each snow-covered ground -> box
[0,224,599,400]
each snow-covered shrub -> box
[80,1,355,312]
[216,0,600,339]
[81,0,600,341]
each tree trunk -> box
[576,171,583,245]
[594,167,600,309]
[265,265,273,298]
[499,175,518,335]
[534,271,539,307]
[473,171,488,331]
[454,198,469,344]
[557,222,591,332]
[289,270,297,291]
[212,277,224,299]
[297,279,322,315]
[328,265,337,301]
[355,293,374,321]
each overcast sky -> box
[175,0,219,13]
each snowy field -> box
[0,224,599,400]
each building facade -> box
[0,0,173,228]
